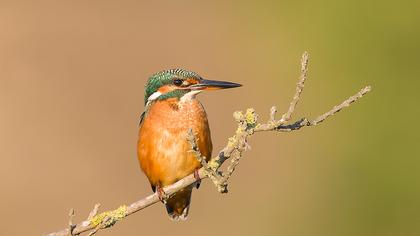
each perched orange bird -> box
[137,69,241,220]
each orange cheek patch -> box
[158,85,176,93]
[185,78,199,85]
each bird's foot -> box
[194,169,201,189]
[156,186,168,204]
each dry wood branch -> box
[187,129,223,189]
[270,85,371,132]
[45,52,371,236]
[280,51,309,123]
[87,204,101,221]
[68,209,75,236]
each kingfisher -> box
[137,69,241,220]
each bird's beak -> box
[191,79,242,91]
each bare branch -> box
[273,85,372,132]
[45,52,371,236]
[187,129,223,190]
[217,109,256,191]
[310,85,371,125]
[280,51,309,123]
[87,204,101,221]
[268,106,277,123]
[87,223,101,236]
[68,209,75,236]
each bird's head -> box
[144,69,241,105]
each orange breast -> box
[137,98,212,187]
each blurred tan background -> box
[1,1,419,235]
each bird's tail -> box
[165,187,193,221]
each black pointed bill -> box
[191,79,242,90]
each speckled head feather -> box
[144,69,201,105]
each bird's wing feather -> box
[139,111,146,126]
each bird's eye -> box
[173,79,183,86]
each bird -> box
[137,69,241,221]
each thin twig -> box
[269,106,277,123]
[280,51,309,123]
[87,204,101,221]
[186,129,208,169]
[187,129,223,189]
[68,209,75,236]
[310,85,371,125]
[86,224,100,236]
[273,85,372,132]
[87,215,111,236]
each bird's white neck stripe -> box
[147,91,162,102]
[146,90,201,106]
[146,91,162,106]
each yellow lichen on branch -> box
[89,205,127,228]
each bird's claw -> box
[194,169,201,189]
[156,186,168,204]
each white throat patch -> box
[180,90,202,103]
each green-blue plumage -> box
[144,69,200,104]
